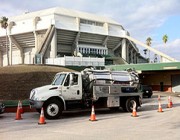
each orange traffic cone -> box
[167,96,173,108]
[89,105,97,121]
[19,100,24,114]
[158,101,163,112]
[38,108,46,125]
[170,96,173,106]
[131,102,138,117]
[15,101,22,120]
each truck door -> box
[61,73,82,100]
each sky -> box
[0,0,180,61]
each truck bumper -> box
[29,99,44,109]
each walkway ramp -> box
[125,35,177,62]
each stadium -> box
[0,7,145,67]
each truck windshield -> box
[51,74,66,85]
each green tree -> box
[146,37,152,46]
[162,34,168,45]
[0,16,9,65]
[146,37,152,62]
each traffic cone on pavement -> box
[15,101,22,120]
[158,101,163,112]
[38,108,46,125]
[131,102,138,117]
[167,96,173,108]
[170,96,173,106]
[19,100,24,114]
[89,105,97,121]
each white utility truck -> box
[29,68,142,119]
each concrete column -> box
[9,36,12,65]
[134,53,136,63]
[76,41,79,55]
[131,49,133,63]
[76,17,80,31]
[33,31,38,64]
[33,16,40,62]
[160,56,163,63]
[50,29,57,58]
[121,39,126,61]
[33,31,38,52]
[127,45,129,63]
[136,53,139,63]
[104,23,109,35]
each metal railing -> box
[45,56,105,66]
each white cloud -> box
[154,39,180,61]
[118,0,180,39]
[156,39,180,50]
[1,0,180,36]
[0,0,180,60]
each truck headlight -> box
[30,89,36,100]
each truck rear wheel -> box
[124,98,137,112]
[44,99,63,119]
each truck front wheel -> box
[44,99,63,119]
[124,98,137,112]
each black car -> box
[0,102,5,114]
[140,85,153,98]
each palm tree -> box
[0,16,9,65]
[146,37,152,46]
[146,37,152,62]
[162,34,168,46]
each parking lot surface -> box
[1,92,180,140]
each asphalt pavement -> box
[1,92,180,140]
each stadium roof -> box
[10,7,120,25]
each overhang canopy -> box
[106,62,180,72]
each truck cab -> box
[29,72,83,119]
[53,72,83,100]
